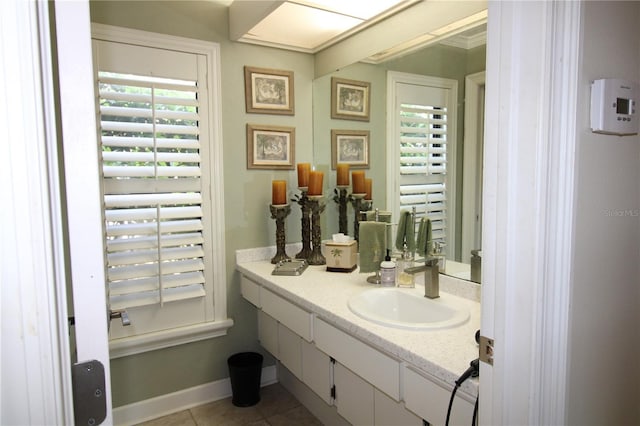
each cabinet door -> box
[404,366,475,426]
[278,323,303,380]
[315,318,400,400]
[301,340,333,405]
[374,388,423,426]
[334,362,374,426]
[258,310,278,357]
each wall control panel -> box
[590,78,638,135]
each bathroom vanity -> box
[236,246,481,426]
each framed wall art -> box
[247,124,295,170]
[331,129,370,169]
[244,66,294,115]
[331,77,370,121]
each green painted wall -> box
[90,0,485,407]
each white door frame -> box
[55,1,114,424]
[480,1,581,424]
[1,1,74,423]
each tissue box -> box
[325,240,358,272]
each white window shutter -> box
[398,103,448,244]
[98,73,207,311]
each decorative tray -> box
[272,259,308,276]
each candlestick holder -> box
[307,195,326,265]
[269,204,291,264]
[292,188,312,260]
[350,194,373,242]
[333,186,351,235]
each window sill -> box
[109,318,234,359]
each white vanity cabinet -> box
[240,272,475,426]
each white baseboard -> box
[113,365,277,426]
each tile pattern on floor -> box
[138,383,323,426]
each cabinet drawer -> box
[260,288,313,341]
[403,365,475,426]
[314,318,400,400]
[240,275,260,307]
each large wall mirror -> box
[312,24,486,283]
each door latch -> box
[479,335,494,365]
[72,360,106,426]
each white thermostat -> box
[590,78,638,135]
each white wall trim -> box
[112,365,277,426]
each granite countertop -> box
[236,245,481,399]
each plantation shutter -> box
[398,103,448,245]
[98,73,207,311]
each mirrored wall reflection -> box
[312,28,486,282]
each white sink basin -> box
[348,288,470,330]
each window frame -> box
[386,71,458,260]
[91,24,232,358]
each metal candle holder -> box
[333,186,351,235]
[270,204,291,264]
[350,194,373,242]
[293,188,312,260]
[306,196,326,265]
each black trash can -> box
[227,352,263,407]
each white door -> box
[55,1,113,424]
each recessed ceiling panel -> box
[295,0,407,20]
[245,2,362,50]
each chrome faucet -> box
[405,257,440,299]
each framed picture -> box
[331,77,370,121]
[247,124,295,170]
[331,129,370,169]
[244,66,294,115]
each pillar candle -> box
[272,180,287,205]
[336,163,350,186]
[297,163,310,188]
[308,171,324,196]
[352,171,365,194]
[364,178,373,200]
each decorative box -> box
[325,240,358,272]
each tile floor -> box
[138,383,323,426]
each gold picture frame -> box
[247,124,295,170]
[331,129,370,169]
[331,77,370,121]
[244,66,295,115]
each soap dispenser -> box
[380,249,396,287]
[432,241,446,272]
[396,243,415,288]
